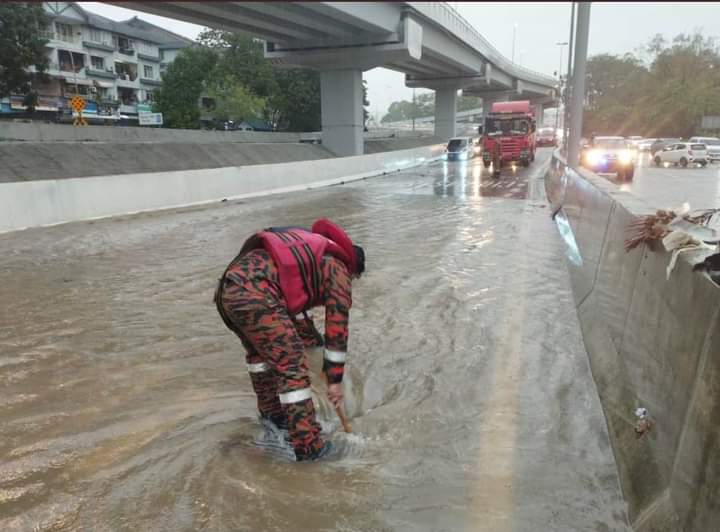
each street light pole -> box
[567,2,591,168]
[555,42,568,133]
[563,3,577,153]
[512,23,518,63]
[412,87,416,132]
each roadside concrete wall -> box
[0,122,432,144]
[0,122,317,143]
[0,143,444,233]
[0,142,334,182]
[545,153,720,531]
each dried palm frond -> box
[624,210,677,251]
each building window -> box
[118,87,137,106]
[145,90,154,103]
[89,28,102,43]
[115,62,138,81]
[91,56,104,70]
[58,50,85,72]
[56,22,74,43]
[143,65,153,79]
[117,36,134,52]
[138,41,155,55]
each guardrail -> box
[407,2,558,88]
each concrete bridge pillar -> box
[534,103,545,126]
[434,88,457,140]
[320,69,364,156]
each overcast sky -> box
[80,2,720,120]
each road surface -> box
[0,148,629,531]
[601,153,720,210]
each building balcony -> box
[116,76,139,87]
[83,40,115,52]
[140,78,162,87]
[86,68,117,80]
[137,52,161,62]
[118,47,135,57]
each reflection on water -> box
[433,156,531,200]
[0,148,627,531]
[553,209,584,267]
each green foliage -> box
[0,3,50,105]
[154,46,217,129]
[583,31,720,138]
[362,79,369,127]
[157,29,321,131]
[381,92,481,122]
[271,69,321,132]
[208,78,266,122]
[198,29,277,99]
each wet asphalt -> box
[0,148,629,531]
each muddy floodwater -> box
[0,149,629,531]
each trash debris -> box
[624,209,677,251]
[662,230,714,280]
[625,207,720,252]
[634,407,652,438]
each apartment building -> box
[0,2,193,123]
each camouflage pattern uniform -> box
[215,248,351,461]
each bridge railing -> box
[407,2,558,89]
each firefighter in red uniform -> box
[214,219,365,461]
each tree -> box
[207,74,266,122]
[154,46,218,129]
[0,3,50,108]
[458,95,482,112]
[582,54,648,135]
[381,92,434,123]
[271,69,321,132]
[197,29,277,100]
[583,31,720,138]
[362,79,370,129]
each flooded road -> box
[0,148,629,531]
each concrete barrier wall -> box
[0,143,444,233]
[0,122,429,143]
[0,122,318,143]
[545,154,720,531]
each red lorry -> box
[481,100,537,177]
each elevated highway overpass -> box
[114,2,558,155]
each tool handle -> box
[321,372,353,433]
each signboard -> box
[70,95,88,126]
[138,112,163,126]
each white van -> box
[445,137,478,161]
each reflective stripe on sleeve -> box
[247,362,269,373]
[324,349,347,363]
[278,388,312,404]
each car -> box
[536,127,557,147]
[653,142,708,167]
[637,138,657,151]
[580,136,636,180]
[627,136,644,147]
[650,138,682,156]
[689,136,720,161]
[445,136,477,161]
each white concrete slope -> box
[0,143,444,234]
